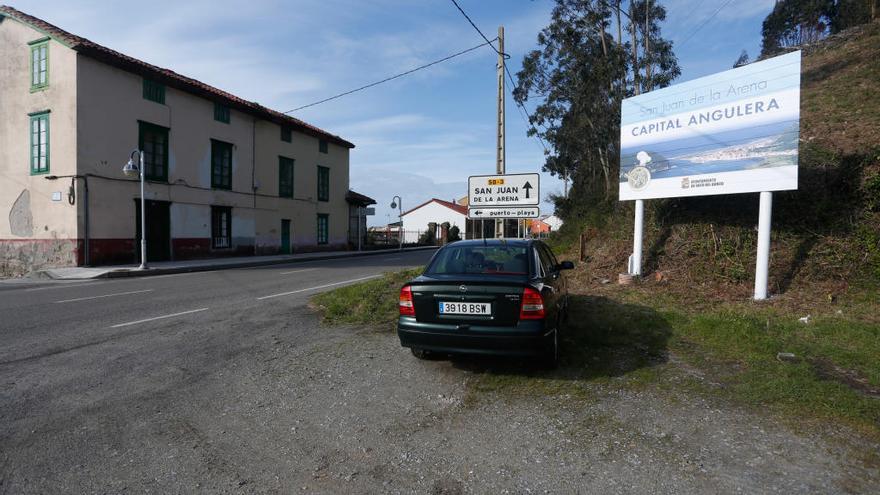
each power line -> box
[283,39,495,114]
[449,0,509,59]
[676,0,735,49]
[505,66,548,153]
[449,0,549,153]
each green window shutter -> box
[211,139,233,190]
[138,121,169,181]
[29,111,50,175]
[281,126,292,142]
[317,214,329,244]
[317,166,329,202]
[279,156,294,198]
[214,103,230,123]
[143,79,165,104]
[319,139,328,154]
[29,40,49,91]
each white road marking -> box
[256,275,380,300]
[55,289,153,304]
[110,308,209,328]
[279,268,318,275]
[25,282,101,292]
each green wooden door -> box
[281,219,291,254]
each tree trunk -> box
[630,1,640,95]
[616,0,624,99]
[645,0,652,92]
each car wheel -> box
[411,348,431,360]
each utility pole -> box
[496,25,505,239]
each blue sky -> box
[11,0,775,226]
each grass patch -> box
[311,267,423,328]
[667,307,880,434]
[311,267,880,438]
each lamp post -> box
[390,195,402,251]
[123,150,148,270]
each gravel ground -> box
[2,302,877,494]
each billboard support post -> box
[630,199,644,277]
[754,191,773,300]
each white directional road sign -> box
[468,173,539,206]
[467,206,540,219]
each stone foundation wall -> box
[0,239,79,277]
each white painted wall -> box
[545,215,563,231]
[400,201,466,244]
[170,203,210,238]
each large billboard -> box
[619,51,801,201]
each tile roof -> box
[345,190,376,205]
[402,198,467,216]
[0,5,354,149]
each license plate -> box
[438,301,491,315]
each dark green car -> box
[397,239,573,366]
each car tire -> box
[411,348,432,360]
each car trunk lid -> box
[408,274,528,326]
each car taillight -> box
[519,287,545,320]
[399,285,415,316]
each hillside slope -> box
[560,21,880,309]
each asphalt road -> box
[0,250,434,366]
[0,250,435,492]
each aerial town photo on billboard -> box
[1,1,878,493]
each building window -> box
[279,156,294,198]
[143,78,165,104]
[29,111,50,175]
[214,102,230,123]
[319,139,328,154]
[317,165,329,202]
[138,121,169,182]
[281,126,292,142]
[29,38,49,91]
[211,139,233,190]
[211,206,232,249]
[317,214,329,245]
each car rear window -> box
[426,245,529,275]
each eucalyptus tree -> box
[513,0,679,213]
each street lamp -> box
[390,195,402,251]
[124,149,148,270]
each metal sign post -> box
[754,192,773,300]
[631,199,644,277]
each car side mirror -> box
[557,261,575,270]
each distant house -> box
[529,214,562,236]
[530,218,551,235]
[400,198,467,243]
[544,215,563,231]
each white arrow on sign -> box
[467,206,540,219]
[468,173,540,207]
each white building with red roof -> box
[400,198,467,244]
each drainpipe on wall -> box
[82,176,90,266]
[45,174,90,266]
[252,117,257,209]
